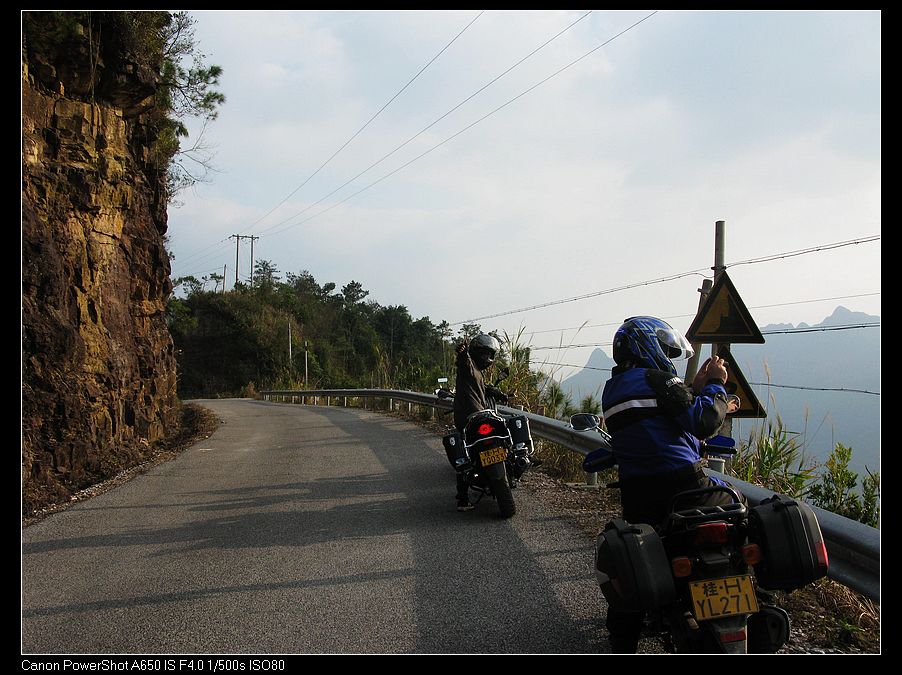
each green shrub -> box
[807,443,880,528]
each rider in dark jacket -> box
[453,334,502,511]
[601,316,737,652]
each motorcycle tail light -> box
[741,543,762,566]
[477,423,494,436]
[671,557,693,578]
[693,522,729,546]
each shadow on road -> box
[23,402,606,653]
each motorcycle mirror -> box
[726,394,740,414]
[570,413,601,431]
[435,388,453,399]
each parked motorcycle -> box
[438,379,537,518]
[572,414,829,654]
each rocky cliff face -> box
[22,13,179,512]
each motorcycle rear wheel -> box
[491,475,516,518]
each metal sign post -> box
[685,222,768,468]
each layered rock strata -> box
[22,14,179,510]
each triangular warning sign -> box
[686,272,764,344]
[717,347,766,418]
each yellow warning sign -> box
[686,272,764,344]
[717,347,766,418]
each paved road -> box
[22,399,611,654]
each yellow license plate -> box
[689,575,759,621]
[479,447,507,467]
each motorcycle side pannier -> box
[748,494,829,591]
[506,414,534,453]
[595,518,676,612]
[442,431,470,471]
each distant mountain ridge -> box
[557,306,880,478]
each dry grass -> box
[774,579,880,652]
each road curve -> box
[22,399,611,654]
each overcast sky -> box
[166,10,881,379]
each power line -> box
[527,322,880,351]
[726,235,880,269]
[744,292,881,311]
[529,359,612,373]
[175,216,879,288]
[173,268,226,281]
[253,10,595,237]
[749,382,880,396]
[173,12,484,272]
[176,11,657,276]
[246,11,484,233]
[262,11,660,241]
[523,292,881,336]
[531,342,613,351]
[525,360,879,396]
[761,323,879,335]
[452,269,708,326]
[171,238,235,277]
[452,235,881,326]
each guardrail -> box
[260,387,880,602]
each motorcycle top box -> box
[595,518,676,613]
[747,494,829,591]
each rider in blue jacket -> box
[601,316,736,652]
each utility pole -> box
[288,322,292,363]
[223,265,227,294]
[230,235,240,287]
[304,340,308,387]
[712,220,733,446]
[248,235,259,286]
[684,278,713,382]
[229,234,260,288]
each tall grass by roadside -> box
[731,416,817,498]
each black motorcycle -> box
[573,413,829,654]
[438,382,536,518]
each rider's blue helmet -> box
[612,316,694,375]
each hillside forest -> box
[168,264,460,398]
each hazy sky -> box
[166,10,881,380]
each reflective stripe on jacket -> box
[601,366,728,479]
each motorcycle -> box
[437,376,537,518]
[572,413,829,654]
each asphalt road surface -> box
[22,399,612,654]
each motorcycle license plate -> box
[689,575,759,622]
[479,447,507,467]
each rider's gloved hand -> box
[486,386,508,403]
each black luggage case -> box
[748,494,829,591]
[595,518,676,612]
[442,431,470,471]
[506,414,534,453]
